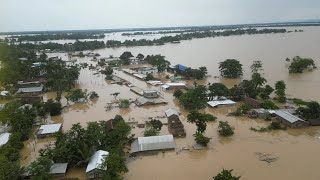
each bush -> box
[45,99,63,116]
[194,133,211,146]
[119,99,130,109]
[145,74,156,81]
[144,127,159,137]
[89,91,99,100]
[218,121,234,137]
[149,119,163,131]
[66,89,87,103]
[173,89,183,99]
[213,169,241,180]
[261,100,278,110]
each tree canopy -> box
[219,59,243,78]
[288,56,317,73]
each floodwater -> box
[20,26,320,180]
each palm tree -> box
[72,143,96,167]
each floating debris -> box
[192,144,205,150]
[255,152,279,163]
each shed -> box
[143,90,159,99]
[86,150,109,179]
[274,110,309,128]
[130,135,176,153]
[175,64,189,71]
[49,163,68,177]
[165,108,179,119]
[135,97,167,106]
[164,109,186,137]
[207,99,236,108]
[37,124,62,138]
[0,132,10,147]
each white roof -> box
[131,135,175,153]
[166,83,186,86]
[275,110,305,123]
[207,99,236,107]
[38,124,62,135]
[0,133,11,146]
[147,81,163,86]
[86,150,109,173]
[133,73,146,79]
[0,91,9,96]
[17,85,43,93]
[165,109,179,118]
[49,163,68,174]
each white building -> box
[0,132,11,147]
[131,135,176,153]
[37,123,62,138]
[86,150,109,179]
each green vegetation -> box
[261,100,279,110]
[88,91,99,100]
[144,127,160,137]
[145,55,171,72]
[217,121,234,137]
[194,133,211,146]
[297,101,320,120]
[148,119,163,131]
[119,99,130,108]
[66,89,87,103]
[43,99,63,116]
[232,104,252,116]
[119,51,134,65]
[187,110,217,133]
[219,59,243,78]
[173,89,183,99]
[250,60,263,74]
[250,122,286,132]
[178,84,207,110]
[41,116,131,179]
[16,33,105,41]
[208,83,229,100]
[28,156,53,180]
[177,66,208,80]
[213,169,241,180]
[288,56,317,73]
[275,81,286,103]
[145,74,156,81]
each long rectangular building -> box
[131,135,176,153]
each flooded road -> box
[21,26,320,179]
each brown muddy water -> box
[21,26,320,180]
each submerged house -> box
[130,135,176,153]
[16,85,44,95]
[161,83,186,90]
[37,123,62,138]
[248,108,271,118]
[86,150,109,179]
[135,67,158,75]
[207,99,236,108]
[49,163,68,178]
[143,90,159,98]
[274,110,309,128]
[165,109,186,137]
[135,97,167,106]
[244,96,262,108]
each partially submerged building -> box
[49,163,68,178]
[0,132,10,147]
[37,123,62,138]
[274,110,309,128]
[134,67,158,75]
[16,85,44,95]
[86,150,109,179]
[161,83,186,90]
[248,108,271,118]
[207,99,236,108]
[135,97,167,106]
[130,135,176,153]
[165,109,186,137]
[143,90,160,98]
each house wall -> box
[87,170,104,179]
[276,116,308,128]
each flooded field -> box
[20,26,320,180]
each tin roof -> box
[0,133,11,147]
[17,85,43,93]
[49,163,68,175]
[165,108,179,118]
[86,150,109,173]
[207,99,236,107]
[37,124,62,135]
[130,135,175,153]
[175,64,189,71]
[275,110,306,124]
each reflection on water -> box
[21,27,320,179]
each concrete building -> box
[37,124,62,138]
[86,150,109,179]
[274,110,309,128]
[131,135,176,153]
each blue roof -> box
[175,64,188,71]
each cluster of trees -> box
[119,99,130,108]
[288,56,317,73]
[187,110,216,146]
[217,121,234,136]
[219,59,243,78]
[38,116,131,180]
[145,55,171,72]
[13,33,105,41]
[213,169,241,180]
[177,66,208,80]
[0,99,63,179]
[65,89,99,104]
[144,119,163,137]
[250,121,285,132]
[13,28,288,51]
[297,101,320,120]
[177,84,207,110]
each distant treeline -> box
[17,28,287,51]
[12,33,105,41]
